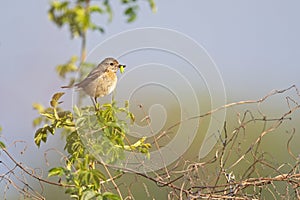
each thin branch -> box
[1,148,74,188]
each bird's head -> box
[101,57,126,73]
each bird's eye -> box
[110,63,114,66]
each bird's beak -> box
[119,64,126,73]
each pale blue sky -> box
[2,0,299,137]
[0,0,300,198]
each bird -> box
[62,57,126,106]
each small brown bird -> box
[62,57,126,105]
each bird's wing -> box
[75,65,105,88]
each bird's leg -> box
[90,97,98,111]
[94,97,99,106]
[94,97,100,111]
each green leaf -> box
[73,105,82,117]
[124,6,138,23]
[127,14,136,22]
[47,125,55,135]
[0,141,6,149]
[65,131,85,157]
[89,23,105,33]
[56,56,78,78]
[103,192,120,200]
[89,5,103,14]
[78,169,106,189]
[104,0,113,22]
[41,112,55,120]
[48,167,65,177]
[124,100,129,108]
[148,0,157,13]
[50,92,65,108]
[32,103,44,113]
[81,190,98,200]
[34,127,48,147]
[32,117,43,127]
[57,110,73,119]
[129,112,135,123]
[93,169,106,181]
[34,124,56,147]
[51,1,69,10]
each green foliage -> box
[34,93,151,199]
[33,1,156,199]
[34,93,73,147]
[0,141,5,149]
[48,0,105,38]
[121,0,157,22]
[148,0,157,13]
[102,192,121,200]
[56,56,78,79]
[48,0,156,38]
[74,100,145,164]
[124,5,138,22]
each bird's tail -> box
[61,85,73,89]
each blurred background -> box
[1,0,300,199]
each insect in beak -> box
[119,64,126,73]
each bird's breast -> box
[94,71,117,97]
